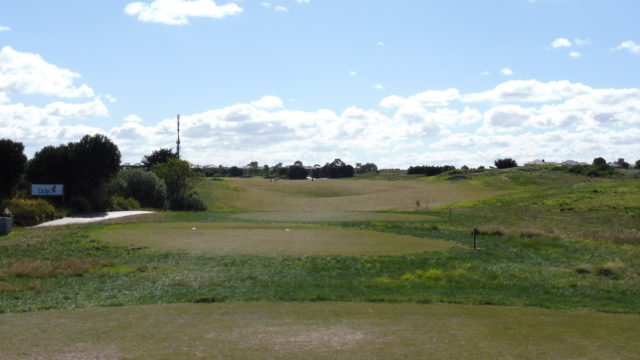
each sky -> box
[1,0,639,168]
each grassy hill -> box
[1,166,639,358]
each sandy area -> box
[35,211,154,227]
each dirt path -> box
[35,211,154,227]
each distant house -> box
[561,160,589,166]
[524,159,558,166]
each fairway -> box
[96,222,454,255]
[212,177,497,211]
[2,302,639,360]
[233,211,437,222]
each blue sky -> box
[1,0,639,167]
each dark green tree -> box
[494,158,518,169]
[141,148,178,169]
[0,139,28,200]
[27,134,121,212]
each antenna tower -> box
[176,114,181,158]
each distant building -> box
[561,160,589,166]
[524,159,558,166]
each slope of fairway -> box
[2,302,639,360]
[210,177,497,211]
[233,211,437,222]
[96,222,454,255]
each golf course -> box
[1,167,640,359]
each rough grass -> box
[1,302,639,360]
[210,177,499,211]
[95,222,455,255]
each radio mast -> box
[176,114,181,159]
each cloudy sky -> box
[1,0,639,168]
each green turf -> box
[1,169,639,315]
[1,302,639,360]
[95,222,455,255]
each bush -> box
[111,196,141,211]
[494,158,518,169]
[2,198,58,226]
[66,196,93,215]
[228,166,243,177]
[407,165,456,176]
[169,192,207,211]
[112,168,167,209]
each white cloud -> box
[615,40,640,54]
[500,68,514,76]
[296,0,310,3]
[0,26,10,32]
[380,88,461,108]
[463,80,592,103]
[251,95,284,109]
[377,41,385,46]
[569,51,582,58]
[374,84,384,90]
[348,71,357,77]
[480,71,490,76]
[260,2,271,8]
[551,38,572,48]
[124,0,243,26]
[574,38,591,46]
[0,46,95,100]
[125,114,144,123]
[275,6,288,12]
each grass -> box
[210,177,500,211]
[0,168,639,357]
[94,222,455,255]
[1,302,639,359]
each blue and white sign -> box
[31,184,64,196]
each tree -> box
[141,148,178,169]
[152,158,205,210]
[228,166,243,177]
[592,157,608,169]
[288,164,308,180]
[494,158,518,169]
[27,134,121,211]
[616,158,630,169]
[356,162,379,174]
[0,139,28,200]
[636,159,640,169]
[112,168,167,209]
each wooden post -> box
[448,208,452,221]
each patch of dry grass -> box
[1,302,639,359]
[1,258,111,278]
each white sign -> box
[31,184,64,196]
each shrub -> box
[2,198,58,226]
[494,158,518,169]
[66,196,93,215]
[228,166,243,177]
[111,196,141,211]
[112,168,167,209]
[169,192,207,211]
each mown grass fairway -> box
[2,302,639,360]
[233,210,437,222]
[96,222,454,255]
[209,177,499,211]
